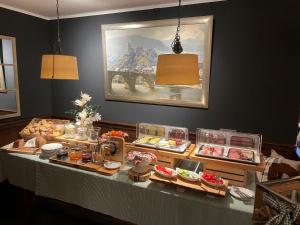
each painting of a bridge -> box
[101,16,213,108]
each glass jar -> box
[69,148,82,162]
[64,123,76,139]
[55,124,65,136]
[88,127,101,142]
[75,126,88,141]
[82,149,93,163]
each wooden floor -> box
[0,181,135,225]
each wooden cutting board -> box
[150,173,228,196]
[49,156,120,176]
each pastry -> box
[36,136,47,147]
[21,119,68,138]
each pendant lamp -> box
[155,0,199,85]
[40,0,78,80]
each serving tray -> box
[0,139,40,155]
[194,143,261,165]
[150,172,228,197]
[0,146,40,155]
[49,156,120,176]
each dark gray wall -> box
[0,7,52,118]
[50,0,299,144]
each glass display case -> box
[133,123,190,153]
[195,128,262,164]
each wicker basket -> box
[19,118,70,140]
[253,176,300,225]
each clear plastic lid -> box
[196,128,262,154]
[136,123,189,142]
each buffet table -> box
[0,151,255,225]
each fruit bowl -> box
[154,165,177,179]
[127,151,157,174]
[199,172,225,187]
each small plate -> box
[154,165,177,179]
[104,161,121,170]
[176,168,199,182]
[229,186,254,200]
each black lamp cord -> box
[171,0,183,54]
[175,0,181,41]
[56,0,62,54]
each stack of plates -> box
[40,143,63,159]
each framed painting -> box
[101,16,213,108]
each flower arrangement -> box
[127,151,157,173]
[67,92,101,127]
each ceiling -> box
[0,0,222,20]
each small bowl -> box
[199,172,225,188]
[176,168,199,182]
[154,165,177,179]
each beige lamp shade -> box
[41,54,79,80]
[155,54,199,85]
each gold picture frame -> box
[0,35,21,119]
[101,16,213,108]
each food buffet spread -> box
[0,118,266,197]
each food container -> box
[64,123,76,139]
[19,118,69,140]
[56,148,69,160]
[127,151,157,173]
[75,127,88,141]
[81,150,93,162]
[176,168,199,182]
[195,128,262,164]
[154,165,177,178]
[198,145,224,157]
[88,127,101,142]
[133,123,190,153]
[69,150,82,162]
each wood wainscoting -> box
[0,115,297,160]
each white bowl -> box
[176,168,199,182]
[154,165,177,179]
[199,172,225,188]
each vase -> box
[88,126,101,142]
[64,123,76,139]
[75,126,88,141]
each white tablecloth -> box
[0,152,255,225]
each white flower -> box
[74,99,84,107]
[82,118,91,126]
[78,109,87,120]
[80,92,92,103]
[92,113,101,122]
